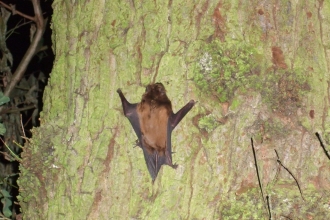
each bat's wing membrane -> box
[170,100,195,130]
[117,89,142,142]
[142,147,169,181]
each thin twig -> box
[0,137,22,162]
[251,138,271,219]
[23,115,32,128]
[2,173,19,188]
[315,132,330,160]
[0,212,11,220]
[1,0,46,108]
[6,19,33,40]
[266,195,271,220]
[0,1,35,21]
[1,105,36,114]
[274,149,304,200]
[13,140,24,149]
[251,138,265,200]
[20,114,26,137]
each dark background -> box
[0,0,54,217]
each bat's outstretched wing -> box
[117,89,142,143]
[160,100,195,177]
[169,100,196,130]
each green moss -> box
[300,116,312,130]
[261,70,309,117]
[230,98,240,111]
[263,118,289,139]
[198,114,219,133]
[220,189,265,219]
[194,37,259,103]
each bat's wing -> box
[117,89,142,144]
[141,146,172,181]
[170,100,195,130]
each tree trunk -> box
[18,0,330,219]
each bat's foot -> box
[133,139,141,148]
[117,88,122,94]
[171,163,178,169]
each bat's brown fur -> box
[138,83,171,155]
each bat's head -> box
[142,83,172,107]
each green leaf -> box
[0,95,10,105]
[0,189,11,198]
[0,189,12,217]
[1,197,12,217]
[0,123,6,135]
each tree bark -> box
[18,0,330,219]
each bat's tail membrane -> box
[142,148,175,181]
[142,148,159,180]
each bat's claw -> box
[190,100,197,105]
[133,139,141,148]
[171,163,178,169]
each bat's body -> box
[117,83,195,181]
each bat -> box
[117,83,195,181]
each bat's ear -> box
[155,83,166,95]
[155,82,164,86]
[145,84,151,93]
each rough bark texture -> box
[18,0,330,219]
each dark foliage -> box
[0,1,53,219]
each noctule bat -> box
[117,83,195,181]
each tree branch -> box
[274,149,304,200]
[1,105,36,114]
[0,1,35,21]
[315,132,330,161]
[251,138,271,218]
[2,0,46,101]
